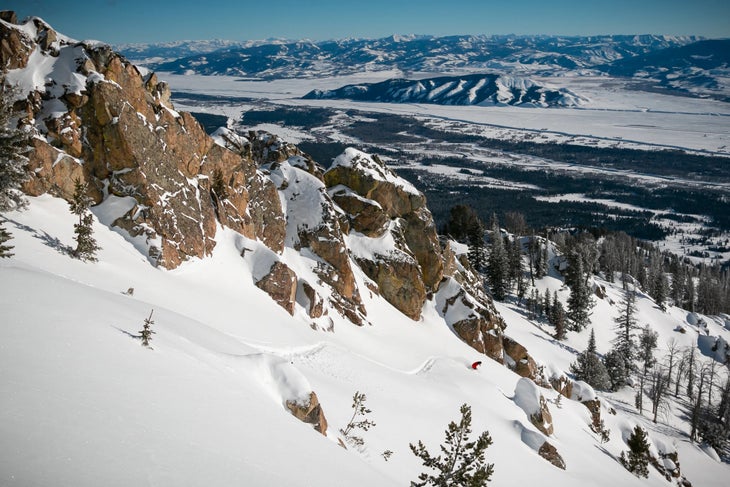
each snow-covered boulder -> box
[514,378,554,436]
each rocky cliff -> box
[1,12,507,362]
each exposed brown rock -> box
[582,399,602,430]
[533,394,554,436]
[285,391,328,436]
[22,138,88,201]
[299,281,324,319]
[503,336,540,380]
[403,207,444,291]
[0,11,18,24]
[256,261,298,315]
[538,441,566,470]
[330,189,388,237]
[549,374,573,399]
[356,253,425,321]
[0,16,33,69]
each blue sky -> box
[7,0,730,44]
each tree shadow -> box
[4,217,73,255]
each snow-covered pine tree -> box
[410,403,494,487]
[570,328,611,390]
[609,288,639,383]
[619,425,650,477]
[603,348,629,391]
[69,178,100,262]
[635,325,658,414]
[0,76,30,214]
[0,76,32,257]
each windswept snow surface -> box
[2,196,729,486]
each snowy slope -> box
[2,195,729,486]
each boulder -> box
[255,261,298,315]
[503,336,540,380]
[514,377,554,436]
[285,391,328,436]
[538,441,566,470]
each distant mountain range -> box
[119,34,730,101]
[303,73,590,107]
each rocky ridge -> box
[2,12,613,436]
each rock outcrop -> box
[3,16,284,269]
[538,441,566,470]
[2,14,508,357]
[285,392,328,436]
[324,149,442,320]
[514,378,554,436]
[255,261,298,315]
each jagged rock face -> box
[329,188,388,237]
[285,391,328,436]
[256,261,298,315]
[269,159,365,324]
[440,280,504,362]
[538,441,566,470]
[4,18,284,268]
[503,336,541,380]
[0,13,36,69]
[323,148,444,319]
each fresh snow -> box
[3,193,729,486]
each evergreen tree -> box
[636,325,658,415]
[0,221,13,258]
[653,271,670,311]
[566,254,593,331]
[410,403,494,487]
[139,309,155,347]
[486,216,508,301]
[0,77,31,214]
[603,348,629,391]
[444,204,482,242]
[0,77,32,257]
[619,425,650,478]
[612,289,639,378]
[69,178,100,262]
[550,291,567,340]
[570,329,611,390]
[467,219,486,273]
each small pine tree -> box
[0,221,14,258]
[69,178,100,262]
[139,309,155,347]
[570,329,611,390]
[340,391,376,448]
[410,403,494,487]
[619,425,650,478]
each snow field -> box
[1,196,729,486]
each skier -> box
[471,361,482,370]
